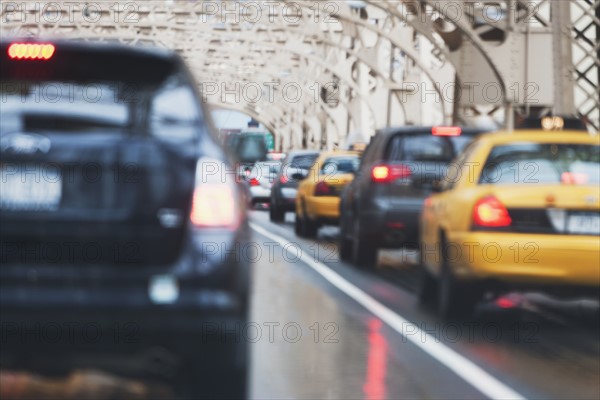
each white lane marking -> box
[250,222,526,400]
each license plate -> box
[567,213,600,235]
[0,165,62,211]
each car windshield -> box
[479,143,600,185]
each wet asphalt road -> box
[1,209,597,399]
[247,210,600,400]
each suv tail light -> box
[190,158,240,229]
[314,181,333,196]
[8,43,55,60]
[371,164,411,183]
[473,196,512,227]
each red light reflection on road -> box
[363,318,388,400]
[496,297,517,309]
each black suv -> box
[339,126,487,267]
[0,40,250,398]
[269,150,319,222]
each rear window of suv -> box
[479,143,600,185]
[386,134,471,162]
[0,43,202,141]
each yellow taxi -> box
[295,151,360,238]
[419,127,600,318]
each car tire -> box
[438,237,479,320]
[270,204,284,222]
[184,363,247,400]
[417,266,438,308]
[352,217,377,268]
[338,217,352,262]
[339,236,352,262]
[294,212,304,236]
[301,202,318,238]
[304,217,318,238]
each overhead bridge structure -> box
[1,0,598,150]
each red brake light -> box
[473,196,512,227]
[432,126,462,136]
[190,184,238,228]
[314,181,333,196]
[249,177,260,186]
[372,166,390,181]
[191,158,239,229]
[8,43,55,60]
[561,172,588,185]
[495,297,517,309]
[280,175,288,184]
[371,164,411,183]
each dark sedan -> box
[269,150,319,222]
[339,126,488,268]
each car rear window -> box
[319,156,360,174]
[0,42,201,140]
[290,154,318,169]
[479,143,600,185]
[386,134,466,162]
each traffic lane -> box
[248,215,485,399]
[249,210,600,400]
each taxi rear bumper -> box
[444,232,600,287]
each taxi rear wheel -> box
[438,238,479,320]
[294,211,302,235]
[295,201,318,238]
[303,214,319,239]
[417,266,438,308]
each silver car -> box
[247,161,282,207]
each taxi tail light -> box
[432,126,462,136]
[371,164,411,184]
[314,181,333,196]
[473,196,512,227]
[561,172,588,185]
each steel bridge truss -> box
[1,0,598,150]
